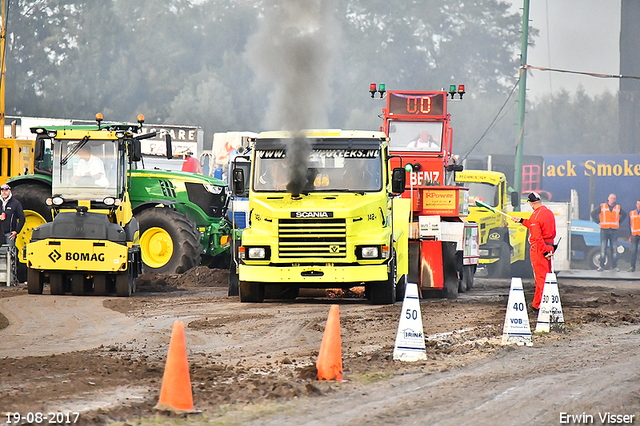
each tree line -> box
[4,0,619,155]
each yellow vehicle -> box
[229,130,409,304]
[24,116,149,296]
[455,170,532,277]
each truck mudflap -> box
[26,239,129,272]
[408,240,459,298]
[239,263,389,285]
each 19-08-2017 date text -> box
[5,412,80,424]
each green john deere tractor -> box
[10,114,233,281]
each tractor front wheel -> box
[137,208,203,274]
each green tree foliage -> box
[2,0,619,156]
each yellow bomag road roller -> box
[24,114,166,296]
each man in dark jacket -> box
[0,183,25,247]
[590,193,626,272]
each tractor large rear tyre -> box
[11,184,52,283]
[136,208,203,274]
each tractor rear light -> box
[103,197,115,206]
[51,197,63,206]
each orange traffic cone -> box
[316,305,343,381]
[154,321,199,414]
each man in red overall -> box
[513,192,556,312]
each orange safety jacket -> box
[630,210,640,236]
[599,204,620,229]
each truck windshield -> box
[52,139,119,200]
[461,182,500,208]
[253,148,382,193]
[388,121,444,152]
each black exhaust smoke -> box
[244,0,338,197]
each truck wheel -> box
[228,239,241,296]
[239,281,264,303]
[587,246,610,270]
[228,263,239,296]
[137,208,203,274]
[11,184,52,283]
[487,241,511,278]
[455,251,466,293]
[443,274,459,299]
[49,273,65,295]
[27,268,43,294]
[369,256,397,305]
[464,265,475,291]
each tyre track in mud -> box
[0,295,139,358]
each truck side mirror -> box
[131,139,142,162]
[165,134,173,159]
[232,168,247,197]
[391,167,406,194]
[511,191,519,208]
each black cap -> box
[527,192,541,202]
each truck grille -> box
[278,218,347,258]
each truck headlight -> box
[357,246,381,259]
[247,246,270,260]
[479,249,490,256]
[362,247,379,258]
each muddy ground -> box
[1,268,639,425]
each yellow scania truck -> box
[228,130,409,304]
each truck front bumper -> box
[239,263,389,286]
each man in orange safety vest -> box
[512,192,556,313]
[590,193,626,272]
[628,199,640,272]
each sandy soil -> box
[1,268,639,425]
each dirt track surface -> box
[1,267,640,425]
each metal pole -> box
[0,0,6,138]
[513,0,530,212]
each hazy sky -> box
[508,0,620,100]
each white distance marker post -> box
[502,277,533,346]
[393,283,427,361]
[535,272,565,333]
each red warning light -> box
[370,83,377,98]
